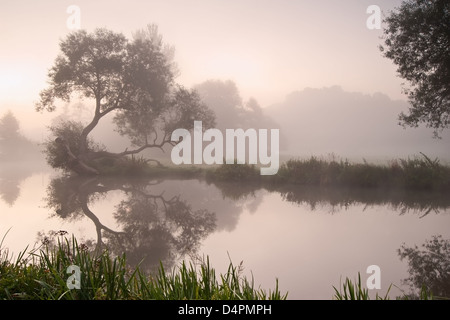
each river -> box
[1,168,449,299]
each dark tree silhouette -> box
[380,0,450,136]
[37,25,215,175]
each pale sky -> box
[0,0,405,105]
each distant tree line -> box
[0,110,39,161]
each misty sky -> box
[4,0,447,161]
[1,1,404,107]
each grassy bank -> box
[0,235,286,300]
[332,273,448,300]
[208,154,450,191]
[84,153,450,192]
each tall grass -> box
[332,273,447,300]
[0,235,287,300]
[332,273,392,300]
[274,154,450,191]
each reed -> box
[0,235,287,300]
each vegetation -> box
[398,235,450,299]
[380,0,450,136]
[37,25,215,175]
[0,234,286,300]
[334,235,450,300]
[333,273,392,300]
[332,273,438,300]
[0,110,40,161]
[275,154,450,190]
[206,154,450,192]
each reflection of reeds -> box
[0,235,287,300]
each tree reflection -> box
[0,162,45,206]
[43,176,216,272]
[398,235,450,298]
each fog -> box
[1,0,449,163]
[1,1,449,301]
[266,86,450,162]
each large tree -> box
[37,25,215,174]
[380,0,450,137]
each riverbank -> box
[93,154,450,192]
[0,234,286,300]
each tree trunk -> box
[55,137,99,175]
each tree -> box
[37,25,215,174]
[0,110,20,141]
[194,79,280,130]
[0,110,38,161]
[380,0,450,137]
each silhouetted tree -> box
[194,80,280,130]
[0,110,38,161]
[37,25,215,175]
[380,0,450,136]
[0,111,20,141]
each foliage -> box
[0,111,20,140]
[208,161,260,182]
[333,273,391,300]
[380,0,450,136]
[43,119,104,171]
[398,235,450,299]
[0,234,286,300]
[194,80,280,133]
[36,25,215,173]
[332,272,441,300]
[0,110,39,161]
[272,154,450,191]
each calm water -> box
[1,166,449,299]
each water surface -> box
[1,169,449,299]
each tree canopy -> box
[37,25,215,174]
[380,0,450,136]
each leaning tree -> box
[37,25,215,174]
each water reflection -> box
[0,161,46,206]
[271,185,450,216]
[42,176,217,272]
[37,175,450,273]
[398,235,450,298]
